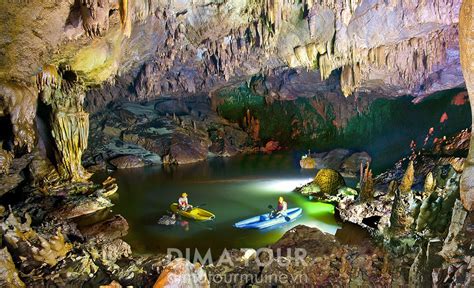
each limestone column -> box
[37,65,91,182]
[459,0,474,211]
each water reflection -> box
[109,152,362,255]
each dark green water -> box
[110,152,362,256]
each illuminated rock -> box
[313,168,345,195]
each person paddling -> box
[273,196,288,218]
[178,193,193,211]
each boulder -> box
[312,149,351,169]
[271,225,339,257]
[109,155,146,169]
[313,168,345,195]
[80,215,129,244]
[157,214,177,226]
[153,258,209,288]
[341,152,371,175]
[261,141,280,153]
[51,195,113,219]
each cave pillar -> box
[459,0,474,211]
[51,109,90,182]
[37,65,91,183]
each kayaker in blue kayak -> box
[178,193,193,211]
[273,196,288,218]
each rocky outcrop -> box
[305,149,372,176]
[207,225,400,287]
[153,258,209,288]
[79,215,129,244]
[85,98,250,166]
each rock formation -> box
[37,65,91,182]
[0,1,472,287]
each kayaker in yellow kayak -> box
[178,193,193,211]
[273,196,288,218]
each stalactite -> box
[120,0,131,37]
[80,0,110,37]
[0,82,37,153]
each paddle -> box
[268,205,291,222]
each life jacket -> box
[178,197,188,207]
[277,201,287,211]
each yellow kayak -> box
[170,203,215,221]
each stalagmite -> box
[359,162,374,202]
[399,161,415,194]
[423,172,436,198]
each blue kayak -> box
[234,208,303,229]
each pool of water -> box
[108,152,362,256]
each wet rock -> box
[98,176,119,197]
[80,215,129,244]
[109,155,146,169]
[157,214,177,226]
[153,258,209,288]
[0,248,26,288]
